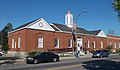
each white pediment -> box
[97,30,107,37]
[27,18,55,31]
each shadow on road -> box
[82,60,120,70]
[0,60,16,65]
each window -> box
[15,42,16,48]
[86,40,90,48]
[110,42,112,46]
[70,15,73,23]
[68,39,72,48]
[18,38,21,48]
[119,43,120,48]
[55,38,59,48]
[38,37,43,48]
[114,42,116,48]
[93,41,96,48]
[66,16,68,24]
[12,39,14,48]
[100,42,103,48]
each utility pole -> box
[72,10,87,58]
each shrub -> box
[88,48,94,53]
[105,45,112,51]
[116,49,120,53]
[27,49,44,56]
[27,51,37,56]
[0,57,20,60]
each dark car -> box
[92,50,109,58]
[26,51,59,64]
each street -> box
[0,54,120,70]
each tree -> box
[107,29,115,35]
[112,0,120,22]
[106,45,112,53]
[1,23,13,53]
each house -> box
[8,11,120,57]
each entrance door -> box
[77,38,82,51]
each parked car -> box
[92,50,109,58]
[26,51,59,64]
[0,51,3,56]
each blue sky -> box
[0,0,120,35]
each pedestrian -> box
[76,44,80,58]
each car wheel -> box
[0,53,2,56]
[26,61,30,64]
[100,55,102,58]
[53,58,57,62]
[33,59,38,64]
[106,55,109,57]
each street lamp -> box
[75,10,87,23]
[72,10,87,58]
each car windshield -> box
[103,50,108,52]
[35,52,42,56]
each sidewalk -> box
[60,54,92,60]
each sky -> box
[0,0,120,35]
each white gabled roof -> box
[10,18,55,33]
[27,18,55,31]
[97,30,107,37]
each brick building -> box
[8,11,120,57]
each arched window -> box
[114,41,116,48]
[119,42,120,48]
[38,37,43,48]
[68,39,72,48]
[55,38,59,48]
[17,33,21,48]
[93,41,96,48]
[36,33,44,48]
[100,41,103,48]
[11,35,14,48]
[85,40,89,48]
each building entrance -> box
[76,38,82,57]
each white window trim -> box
[119,43,120,48]
[12,39,14,48]
[38,37,43,48]
[70,39,72,48]
[15,42,16,48]
[55,38,59,48]
[110,42,112,46]
[18,38,21,48]
[87,40,90,48]
[100,42,103,48]
[114,42,116,48]
[93,41,95,48]
[68,39,72,48]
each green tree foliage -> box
[112,0,120,22]
[105,45,112,51]
[1,23,13,53]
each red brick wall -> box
[24,29,73,51]
[8,29,120,52]
[106,35,120,50]
[24,29,55,51]
[8,29,26,52]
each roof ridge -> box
[15,18,41,30]
[52,23,66,26]
[50,23,62,31]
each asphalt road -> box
[0,54,120,70]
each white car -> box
[0,51,3,56]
